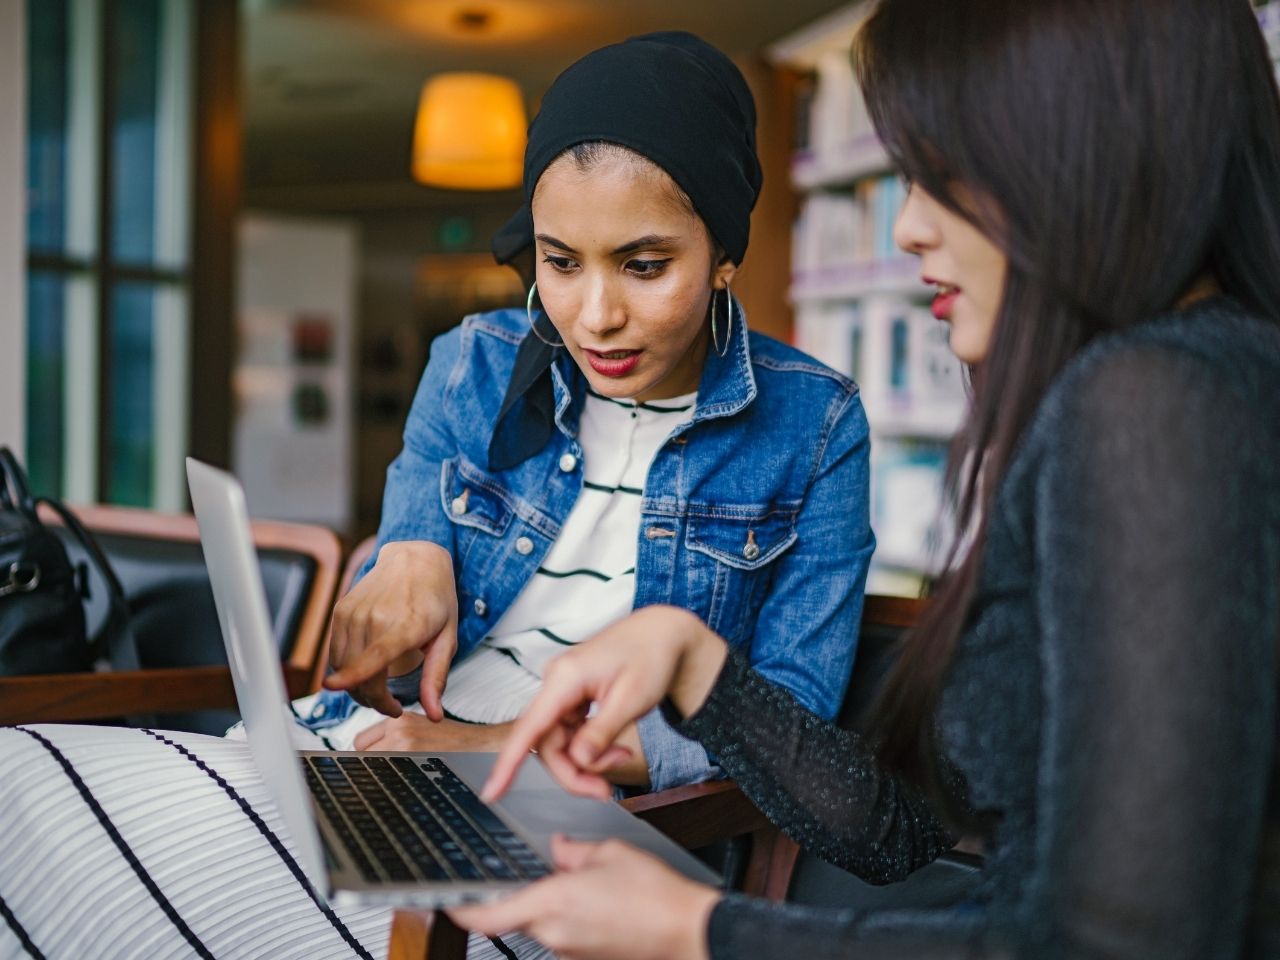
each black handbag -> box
[0,446,141,677]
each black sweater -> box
[681,297,1280,959]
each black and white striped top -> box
[440,388,696,724]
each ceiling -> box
[242,0,850,213]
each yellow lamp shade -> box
[412,73,527,190]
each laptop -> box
[186,457,719,908]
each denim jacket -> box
[308,307,874,790]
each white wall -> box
[234,213,358,531]
[0,1,27,456]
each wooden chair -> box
[390,594,934,959]
[0,503,341,728]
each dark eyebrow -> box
[612,235,678,255]
[536,234,578,254]
[535,233,679,256]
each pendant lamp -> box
[412,72,527,190]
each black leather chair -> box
[0,504,341,734]
[785,596,984,910]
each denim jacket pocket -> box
[685,504,799,569]
[685,504,799,641]
[439,455,516,538]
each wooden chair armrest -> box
[389,910,469,960]
[0,664,312,724]
[622,779,798,902]
[619,778,772,849]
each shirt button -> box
[558,453,577,473]
[742,541,761,561]
[451,495,468,516]
[474,598,488,617]
[312,703,326,718]
[515,536,534,555]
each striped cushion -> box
[0,725,558,959]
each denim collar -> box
[686,299,756,426]
[487,301,753,472]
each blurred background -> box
[16,1,1272,593]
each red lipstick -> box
[931,289,959,320]
[924,277,961,321]
[585,349,642,377]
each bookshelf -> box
[771,1,961,596]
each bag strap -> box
[36,496,143,672]
[0,447,37,517]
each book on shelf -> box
[870,441,949,575]
[792,72,817,155]
[792,174,907,281]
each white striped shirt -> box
[441,389,696,724]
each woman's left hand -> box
[448,834,719,960]
[353,715,510,752]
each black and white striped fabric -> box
[442,390,696,726]
[0,724,388,959]
[0,725,553,960]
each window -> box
[26,0,193,509]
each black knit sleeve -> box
[677,655,990,959]
[678,652,955,886]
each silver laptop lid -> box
[186,457,327,898]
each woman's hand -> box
[448,835,719,960]
[354,715,509,752]
[323,541,458,719]
[482,605,728,802]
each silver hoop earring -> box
[527,282,563,348]
[710,283,734,358]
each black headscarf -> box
[487,31,762,472]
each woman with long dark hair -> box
[454,1,1280,956]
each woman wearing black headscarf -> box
[0,34,875,960]
[314,31,875,793]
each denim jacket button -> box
[515,536,534,555]
[742,542,761,561]
[474,598,488,616]
[451,495,468,516]
[558,453,578,473]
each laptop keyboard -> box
[304,755,551,885]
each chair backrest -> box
[839,594,924,730]
[48,504,341,734]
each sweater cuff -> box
[385,663,424,705]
